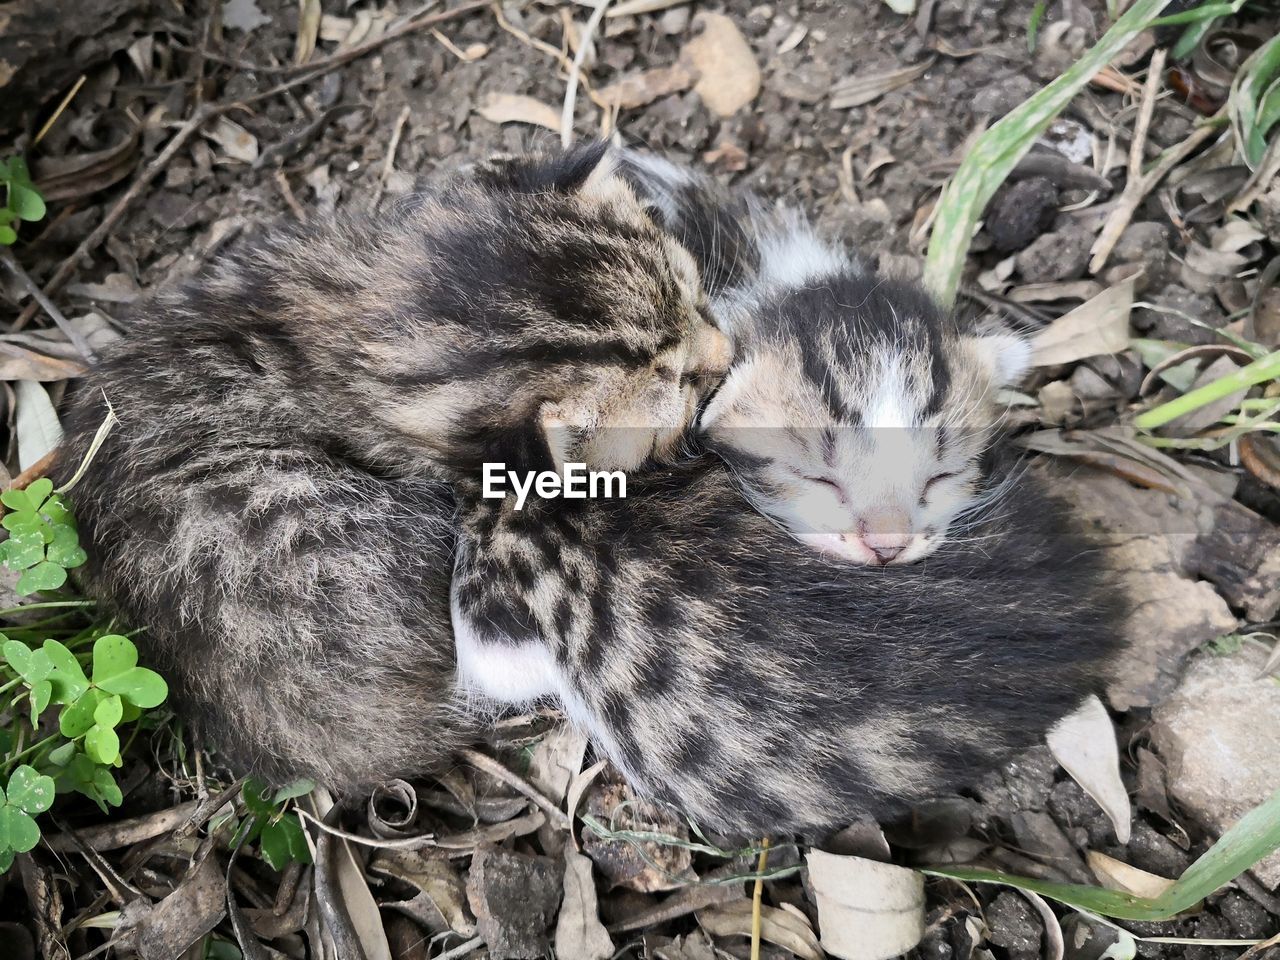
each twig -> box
[561,0,612,147]
[294,807,437,849]
[459,747,573,829]
[275,170,308,222]
[1128,48,1167,184]
[750,837,770,960]
[493,4,604,110]
[372,105,412,210]
[33,75,87,147]
[44,800,201,852]
[1,251,96,359]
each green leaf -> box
[46,742,76,767]
[258,819,292,870]
[39,495,74,528]
[1,487,35,512]
[28,678,51,727]
[272,778,316,804]
[85,724,121,765]
[0,848,13,873]
[3,639,47,681]
[24,478,52,510]
[43,639,89,703]
[0,225,15,246]
[8,183,45,223]
[5,156,31,184]
[60,687,105,738]
[94,694,124,730]
[2,528,47,570]
[93,635,167,708]
[924,788,1280,921]
[0,806,41,853]
[280,812,311,864]
[205,937,245,960]
[243,778,276,817]
[93,767,122,808]
[7,765,55,814]
[46,526,86,569]
[16,562,67,595]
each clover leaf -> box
[1,481,86,594]
[42,639,89,704]
[259,813,311,871]
[92,635,167,708]
[2,639,53,726]
[0,765,55,861]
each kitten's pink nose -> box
[858,508,912,565]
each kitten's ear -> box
[698,363,751,432]
[476,143,615,196]
[965,332,1033,387]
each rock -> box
[1043,466,1239,711]
[985,891,1042,960]
[1014,225,1093,282]
[974,746,1059,818]
[581,781,695,892]
[1151,645,1280,887]
[1010,811,1091,883]
[467,844,563,960]
[972,73,1039,119]
[1132,286,1225,345]
[658,6,690,35]
[1189,495,1280,623]
[1060,914,1122,960]
[985,178,1059,252]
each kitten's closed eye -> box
[923,471,959,494]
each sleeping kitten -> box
[451,454,1124,835]
[54,145,728,790]
[619,151,1031,565]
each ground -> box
[1,1,1279,959]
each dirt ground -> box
[2,1,1280,958]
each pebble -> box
[1014,223,1093,282]
[466,844,563,960]
[985,177,1059,252]
[985,891,1042,960]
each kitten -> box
[451,454,1124,836]
[619,151,1031,565]
[54,145,728,790]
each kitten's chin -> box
[796,532,879,565]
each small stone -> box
[467,844,563,960]
[986,891,1042,960]
[971,73,1038,118]
[985,177,1059,252]
[1151,645,1280,887]
[1132,285,1225,345]
[1015,224,1093,282]
[658,6,690,35]
[1218,891,1272,939]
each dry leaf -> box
[204,117,259,164]
[1030,275,1135,366]
[555,847,613,960]
[0,344,86,381]
[830,57,935,110]
[14,380,62,471]
[1010,280,1104,303]
[682,13,760,117]
[805,850,925,960]
[603,0,691,16]
[1086,851,1176,898]
[372,849,475,936]
[698,900,821,960]
[312,788,393,960]
[598,62,698,110]
[882,0,917,12]
[1047,695,1132,845]
[476,93,563,132]
[294,0,322,65]
[116,853,226,959]
[528,724,588,807]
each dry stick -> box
[10,0,492,334]
[561,0,613,147]
[371,104,412,210]
[749,837,771,960]
[0,253,97,359]
[459,747,573,829]
[492,4,605,110]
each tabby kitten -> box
[451,454,1124,835]
[619,151,1032,565]
[55,145,728,789]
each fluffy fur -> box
[619,149,1033,566]
[452,455,1126,836]
[54,146,727,789]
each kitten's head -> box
[700,277,1031,565]
[470,144,732,473]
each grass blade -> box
[924,789,1280,921]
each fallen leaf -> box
[14,380,62,472]
[1047,695,1132,845]
[682,13,761,117]
[1161,354,1249,437]
[294,0,321,65]
[1030,275,1135,365]
[0,344,85,381]
[116,852,226,960]
[312,787,392,960]
[698,900,821,960]
[581,782,694,892]
[204,117,259,164]
[1010,280,1104,303]
[703,142,748,172]
[598,62,698,110]
[1087,851,1176,898]
[372,849,475,936]
[805,850,924,960]
[476,93,563,132]
[222,0,272,32]
[555,846,613,960]
[882,0,917,12]
[830,57,936,110]
[528,725,589,809]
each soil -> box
[3,1,1280,959]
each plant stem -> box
[3,731,60,773]
[1135,349,1280,430]
[0,600,95,617]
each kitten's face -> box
[701,328,1030,565]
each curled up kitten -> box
[620,150,1032,565]
[451,452,1126,836]
[54,145,729,790]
